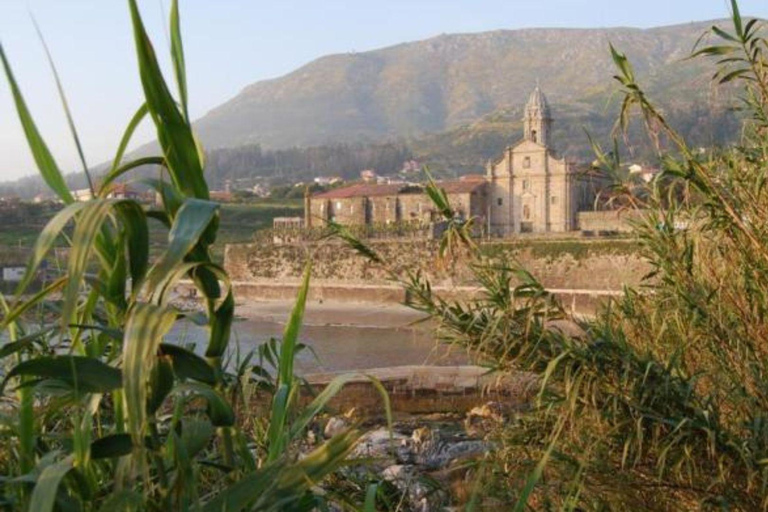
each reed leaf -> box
[28,455,75,512]
[144,198,218,296]
[122,303,177,445]
[0,43,73,204]
[127,0,208,200]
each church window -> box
[532,130,538,143]
[497,198,503,206]
[523,157,531,169]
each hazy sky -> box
[0,0,765,182]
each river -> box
[170,301,467,374]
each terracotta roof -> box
[436,180,487,194]
[313,180,486,200]
[312,183,414,199]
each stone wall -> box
[225,238,650,292]
[577,210,648,234]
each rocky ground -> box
[310,402,513,511]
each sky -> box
[0,0,765,182]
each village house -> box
[305,177,488,229]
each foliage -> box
[0,2,388,510]
[331,3,768,509]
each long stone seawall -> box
[225,238,651,292]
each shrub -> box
[0,2,388,510]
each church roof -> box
[312,179,486,200]
[526,86,551,118]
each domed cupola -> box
[523,85,552,146]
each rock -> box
[351,428,411,462]
[323,416,349,439]
[465,401,506,436]
[414,438,488,470]
[382,465,436,512]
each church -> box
[303,85,594,237]
[486,86,581,235]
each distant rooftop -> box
[312,179,486,200]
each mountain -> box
[193,19,740,157]
[0,19,748,197]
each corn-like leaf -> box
[91,433,134,459]
[278,262,311,386]
[13,201,87,299]
[122,303,177,445]
[179,417,214,458]
[127,0,208,200]
[104,103,149,184]
[206,289,234,359]
[0,43,74,204]
[2,356,122,395]
[31,15,93,193]
[160,343,216,384]
[61,200,116,330]
[202,464,282,512]
[169,382,235,427]
[146,357,174,414]
[101,156,164,197]
[97,491,143,511]
[142,176,184,218]
[0,327,54,359]
[275,429,362,497]
[2,277,66,330]
[29,455,75,512]
[289,373,392,442]
[170,0,189,120]
[113,201,150,296]
[144,198,219,296]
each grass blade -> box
[31,14,93,194]
[29,455,75,512]
[278,261,312,387]
[170,0,188,120]
[144,198,219,296]
[122,303,177,445]
[127,0,208,200]
[0,43,74,204]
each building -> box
[72,188,94,202]
[306,179,488,230]
[106,183,140,200]
[302,85,600,238]
[486,86,582,235]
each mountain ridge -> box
[192,18,735,153]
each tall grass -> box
[0,2,389,510]
[331,2,768,509]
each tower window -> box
[523,157,531,169]
[532,130,538,143]
[497,198,503,206]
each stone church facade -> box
[487,86,581,235]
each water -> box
[170,302,466,374]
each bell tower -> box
[523,85,552,147]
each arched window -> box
[531,130,538,143]
[523,156,531,169]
